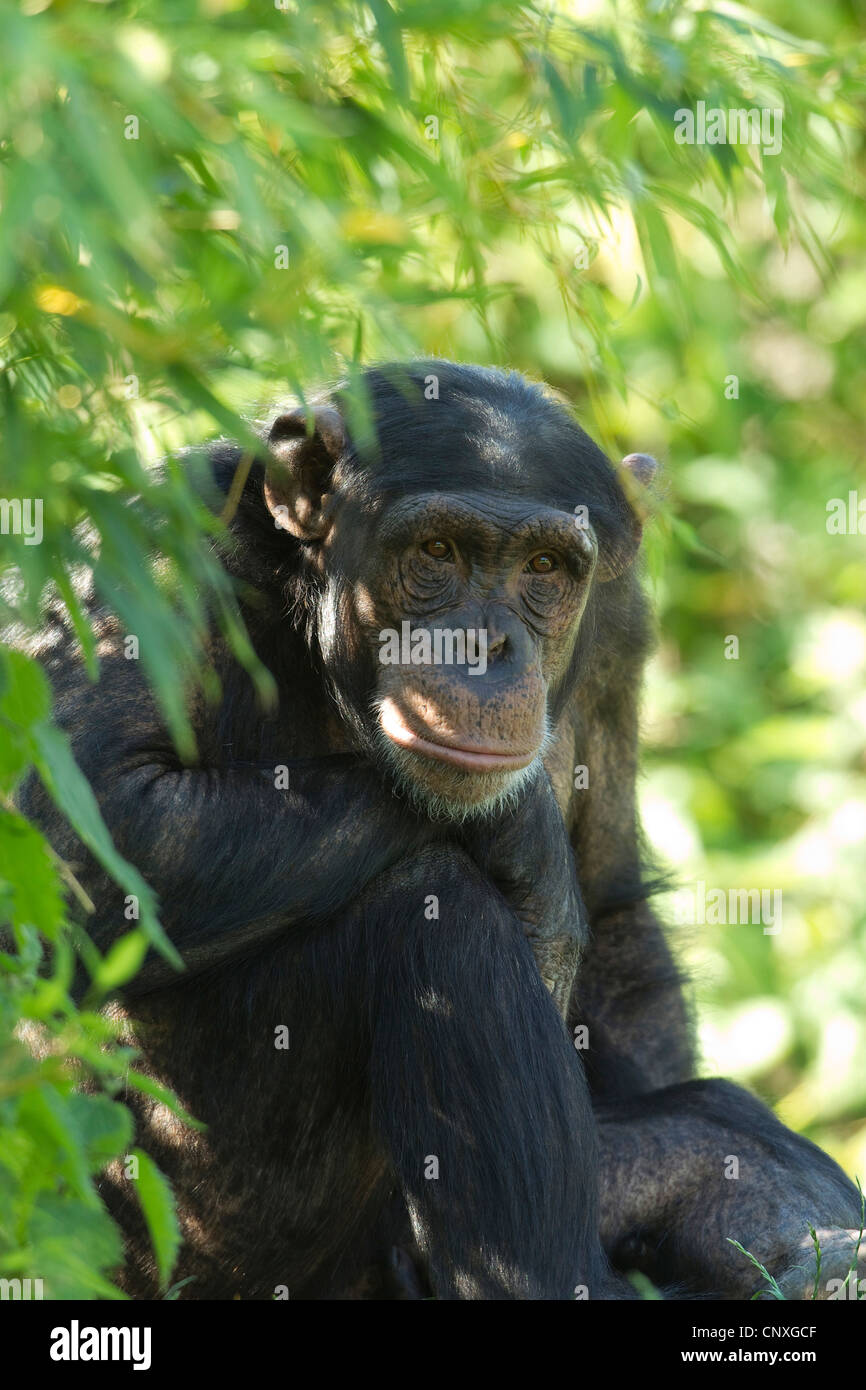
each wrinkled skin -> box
[17,361,865,1299]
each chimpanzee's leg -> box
[104,844,614,1300]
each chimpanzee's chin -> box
[379,737,541,824]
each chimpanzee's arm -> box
[567,596,864,1296]
[361,844,614,1299]
[20,656,438,995]
[566,602,693,1095]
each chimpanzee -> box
[18,360,865,1299]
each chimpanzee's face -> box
[322,488,598,819]
[261,365,651,820]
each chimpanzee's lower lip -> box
[379,699,536,772]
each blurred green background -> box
[1,0,864,1295]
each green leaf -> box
[124,1069,205,1132]
[0,812,65,940]
[130,1148,180,1290]
[66,1093,134,1171]
[0,651,51,789]
[90,932,149,995]
[30,723,182,971]
[368,0,411,103]
[30,1193,127,1300]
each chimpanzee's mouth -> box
[378,697,536,773]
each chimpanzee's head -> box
[260,361,655,820]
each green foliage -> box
[728,1186,866,1299]
[128,1148,181,1289]
[728,1239,786,1300]
[0,0,864,1296]
[0,644,183,1297]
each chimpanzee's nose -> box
[481,607,535,672]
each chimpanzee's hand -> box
[460,768,586,1018]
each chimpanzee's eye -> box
[422,539,453,561]
[526,552,558,574]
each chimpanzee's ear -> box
[596,452,659,582]
[263,406,345,540]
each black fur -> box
[15,361,863,1300]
